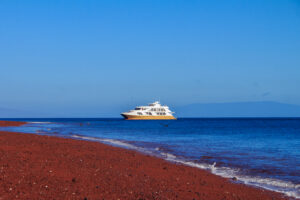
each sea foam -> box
[159,151,300,198]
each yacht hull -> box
[121,114,176,120]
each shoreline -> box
[0,120,27,127]
[0,121,291,199]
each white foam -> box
[234,176,300,198]
[153,150,300,198]
[160,152,177,160]
[162,157,300,198]
[71,135,152,154]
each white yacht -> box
[121,101,176,120]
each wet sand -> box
[0,121,289,199]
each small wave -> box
[71,135,152,154]
[160,152,177,160]
[144,149,300,198]
[158,153,300,198]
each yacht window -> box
[135,108,141,110]
[137,112,143,115]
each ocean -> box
[1,118,299,198]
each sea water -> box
[1,118,299,198]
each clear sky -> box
[0,0,300,117]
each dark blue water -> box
[1,118,299,198]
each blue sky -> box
[0,0,300,117]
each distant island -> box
[176,101,300,118]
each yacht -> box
[121,101,176,120]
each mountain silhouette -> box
[175,101,300,117]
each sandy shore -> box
[0,121,27,127]
[0,121,289,200]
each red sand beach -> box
[0,121,27,127]
[0,121,290,200]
